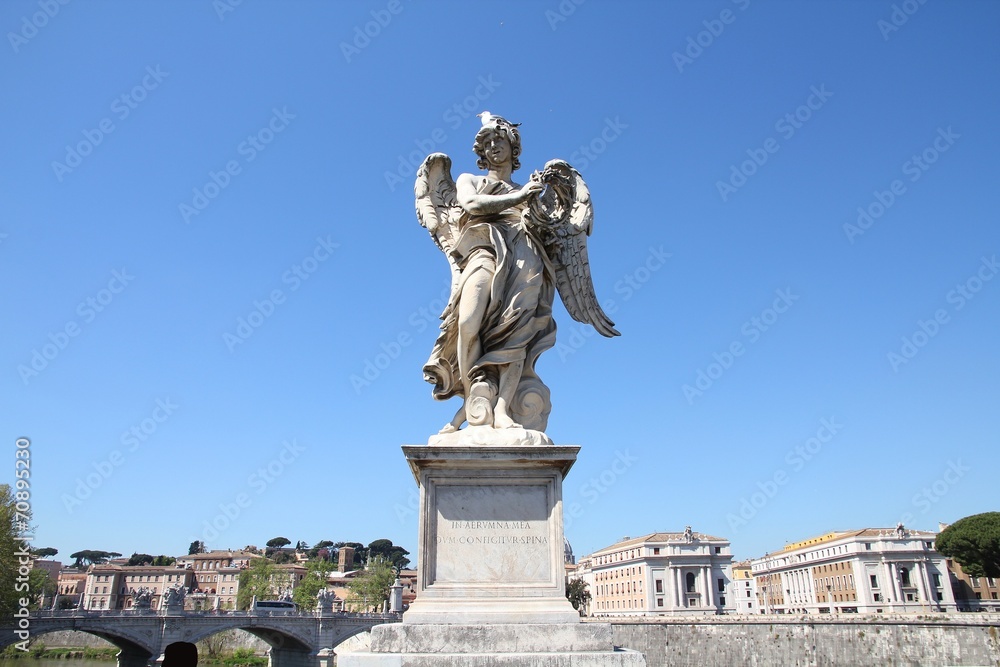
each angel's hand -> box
[518,179,544,202]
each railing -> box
[25,609,401,620]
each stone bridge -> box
[0,610,400,667]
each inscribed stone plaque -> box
[432,484,551,584]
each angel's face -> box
[483,133,511,167]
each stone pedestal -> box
[338,623,645,665]
[337,430,646,665]
[402,439,580,625]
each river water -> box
[0,660,112,667]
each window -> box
[656,598,663,607]
[874,593,882,602]
[865,543,872,551]
[655,580,662,593]
[900,568,911,587]
[715,547,721,554]
[971,577,981,588]
[718,578,725,592]
[870,575,878,588]
[686,572,696,593]
[933,573,942,587]
[653,548,660,555]
[719,596,726,605]
[989,578,998,588]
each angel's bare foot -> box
[440,404,466,433]
[493,399,521,429]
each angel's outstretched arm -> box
[455,173,543,216]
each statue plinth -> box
[402,435,579,625]
[336,431,646,665]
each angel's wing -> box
[525,159,620,338]
[414,153,463,293]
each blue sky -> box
[2,0,997,565]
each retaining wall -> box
[603,615,1000,667]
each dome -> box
[563,537,575,565]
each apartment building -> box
[580,529,735,616]
[750,525,957,614]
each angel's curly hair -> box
[473,118,521,171]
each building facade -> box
[56,568,87,607]
[582,529,735,616]
[750,525,957,614]
[84,564,194,610]
[948,560,1000,612]
[175,550,256,610]
[731,560,757,614]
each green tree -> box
[127,553,155,566]
[152,555,176,566]
[69,550,119,567]
[272,551,296,564]
[188,540,206,555]
[936,512,1000,578]
[346,556,396,612]
[266,537,291,549]
[292,560,333,610]
[32,547,58,558]
[236,558,293,610]
[237,558,275,610]
[367,539,411,570]
[0,485,31,619]
[566,578,591,613]
[308,540,335,561]
[28,568,56,609]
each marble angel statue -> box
[414,112,619,434]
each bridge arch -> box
[175,622,312,653]
[0,622,156,664]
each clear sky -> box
[2,0,997,565]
